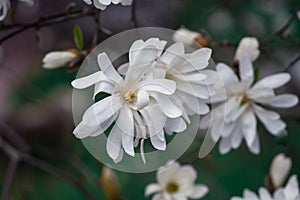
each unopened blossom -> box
[83,0,132,10]
[269,153,292,189]
[234,37,260,62]
[173,28,210,48]
[0,0,34,21]
[200,37,298,155]
[72,40,177,163]
[42,49,79,69]
[231,175,300,200]
[145,161,209,200]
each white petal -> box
[145,183,161,196]
[283,175,299,200]
[82,94,122,126]
[270,153,292,188]
[249,135,260,154]
[120,0,132,5]
[175,79,210,99]
[93,0,107,10]
[239,55,254,84]
[231,123,243,149]
[139,79,176,95]
[247,88,275,103]
[98,53,122,84]
[157,161,180,185]
[72,71,105,89]
[219,137,232,154]
[216,63,239,88]
[254,105,286,135]
[268,94,298,108]
[117,106,135,157]
[136,90,150,110]
[258,188,272,200]
[117,63,129,75]
[164,117,187,133]
[189,185,209,199]
[74,114,116,138]
[150,130,166,151]
[93,81,114,99]
[252,73,291,90]
[150,93,182,118]
[106,124,123,160]
[243,189,259,200]
[242,110,257,147]
[160,42,185,65]
[99,0,111,5]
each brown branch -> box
[261,8,300,47]
[131,0,139,28]
[284,53,300,72]
[0,8,96,44]
[0,133,98,200]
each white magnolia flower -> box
[200,38,298,155]
[270,153,292,189]
[145,161,209,200]
[42,50,79,69]
[118,39,214,133]
[153,42,215,130]
[72,41,177,163]
[231,175,300,200]
[83,0,132,10]
[0,0,34,21]
[234,37,260,62]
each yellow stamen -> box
[241,95,249,105]
[166,182,179,193]
[124,90,137,103]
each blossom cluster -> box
[72,38,214,163]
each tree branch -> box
[0,8,96,44]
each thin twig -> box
[1,159,19,200]
[261,8,300,47]
[131,0,139,28]
[0,8,95,44]
[0,135,98,200]
[284,53,300,72]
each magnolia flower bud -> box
[42,49,79,69]
[269,153,292,189]
[99,166,123,200]
[234,37,260,62]
[172,28,210,48]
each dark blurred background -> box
[0,0,300,199]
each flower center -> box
[124,90,137,103]
[166,182,179,193]
[241,95,249,105]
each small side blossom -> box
[231,175,300,200]
[145,161,209,200]
[83,0,132,10]
[269,153,292,189]
[0,0,34,21]
[200,37,298,155]
[234,37,260,62]
[172,28,210,48]
[42,49,79,69]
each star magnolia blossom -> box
[145,161,209,200]
[118,39,215,133]
[231,175,300,200]
[200,37,298,155]
[72,39,179,163]
[0,0,34,21]
[83,0,132,10]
